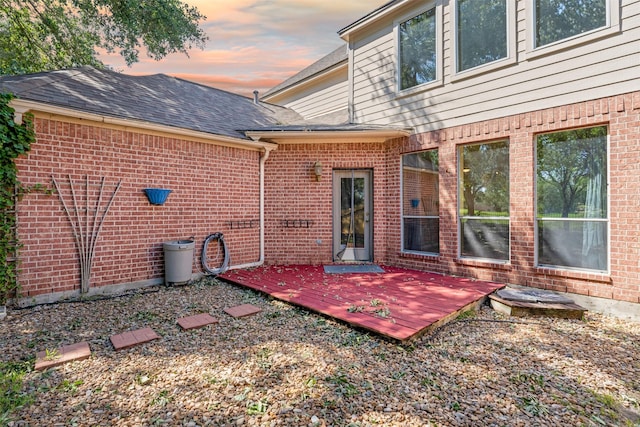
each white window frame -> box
[401,151,440,256]
[457,140,511,263]
[451,0,517,82]
[534,126,611,274]
[394,0,443,97]
[526,0,621,60]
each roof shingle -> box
[0,66,299,140]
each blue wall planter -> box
[144,188,172,205]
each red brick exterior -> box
[13,91,640,305]
[16,117,262,298]
[263,92,640,304]
[263,142,390,264]
[388,92,640,304]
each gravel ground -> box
[2,277,639,427]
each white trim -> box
[245,129,411,144]
[400,150,441,256]
[339,0,412,42]
[450,0,517,82]
[525,0,621,60]
[10,99,277,152]
[394,1,444,96]
[457,140,511,262]
[533,125,611,274]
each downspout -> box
[228,146,272,270]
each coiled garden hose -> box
[201,232,230,275]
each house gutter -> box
[228,147,272,271]
[10,99,277,152]
[245,128,412,144]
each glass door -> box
[333,170,372,262]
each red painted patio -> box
[220,265,506,342]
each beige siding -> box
[350,0,640,133]
[272,70,349,120]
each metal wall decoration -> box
[52,175,122,294]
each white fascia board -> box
[339,0,409,42]
[245,128,411,144]
[11,98,278,152]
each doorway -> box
[332,169,373,262]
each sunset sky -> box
[100,1,388,97]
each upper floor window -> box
[402,151,439,254]
[398,7,437,91]
[456,0,507,72]
[535,0,607,48]
[536,126,608,272]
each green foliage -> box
[0,92,34,304]
[399,7,436,90]
[460,140,510,217]
[0,0,207,74]
[0,359,34,422]
[537,126,607,218]
[457,0,507,72]
[535,0,607,47]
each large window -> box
[456,0,507,72]
[398,7,437,91]
[459,141,510,261]
[536,126,608,271]
[402,151,439,254]
[535,0,607,47]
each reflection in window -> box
[457,0,507,72]
[402,151,439,254]
[399,8,437,90]
[459,141,510,261]
[535,0,607,47]
[536,126,608,271]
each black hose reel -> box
[201,232,230,275]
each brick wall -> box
[391,92,640,304]
[15,117,262,298]
[15,91,640,305]
[263,142,390,264]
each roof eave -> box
[338,0,405,41]
[11,98,278,152]
[245,128,411,144]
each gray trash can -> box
[163,240,195,285]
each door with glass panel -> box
[333,170,373,262]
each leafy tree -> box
[0,0,207,75]
[399,7,436,90]
[460,141,509,216]
[536,126,607,218]
[535,0,606,47]
[457,0,507,72]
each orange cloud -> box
[102,0,388,95]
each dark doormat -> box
[323,265,385,274]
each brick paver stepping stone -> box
[110,327,160,351]
[177,313,219,330]
[224,304,262,318]
[35,342,91,371]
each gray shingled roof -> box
[0,66,300,140]
[262,44,348,99]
